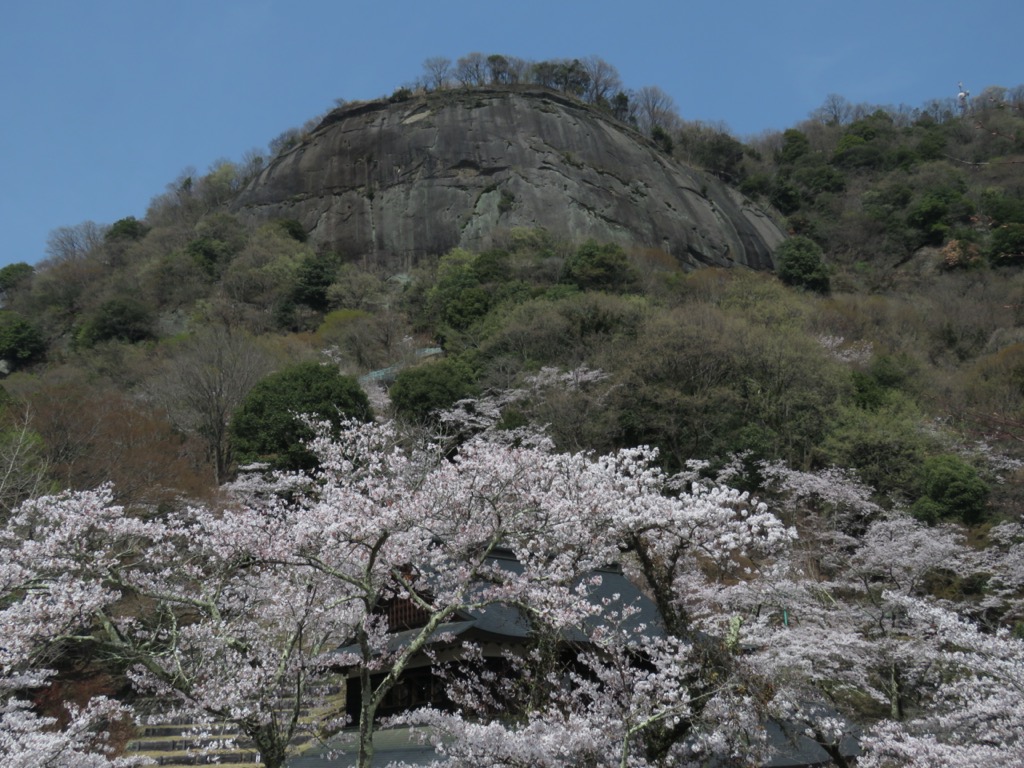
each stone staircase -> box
[125,718,261,766]
[124,683,346,767]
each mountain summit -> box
[233,86,783,270]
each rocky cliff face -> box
[233,87,783,270]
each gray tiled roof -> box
[333,553,664,660]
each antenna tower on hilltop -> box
[957,81,970,115]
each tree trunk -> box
[250,722,288,768]
[890,661,904,721]
[357,664,376,768]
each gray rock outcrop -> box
[233,87,783,270]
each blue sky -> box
[2,0,1020,269]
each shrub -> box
[76,298,155,347]
[105,216,149,242]
[562,241,638,293]
[911,454,989,525]
[273,219,308,243]
[292,251,344,312]
[980,189,1024,226]
[774,236,830,293]
[390,358,477,421]
[187,236,236,276]
[821,397,930,495]
[989,223,1024,266]
[230,362,371,471]
[0,312,45,365]
[0,263,34,297]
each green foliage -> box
[904,178,974,249]
[187,236,236,276]
[426,248,518,333]
[0,263,34,296]
[822,398,931,494]
[738,174,772,199]
[833,133,866,154]
[76,298,156,347]
[862,181,913,221]
[774,236,830,293]
[915,126,947,160]
[220,227,306,309]
[911,454,990,525]
[778,129,810,165]
[830,111,898,170]
[390,358,477,421]
[906,193,953,246]
[292,251,344,312]
[688,131,745,182]
[980,189,1024,226]
[851,370,887,410]
[105,216,149,242]
[187,213,249,277]
[601,297,845,470]
[851,353,915,410]
[230,361,372,471]
[315,308,371,344]
[476,291,646,376]
[197,160,244,208]
[792,163,846,195]
[471,249,512,283]
[273,219,309,242]
[196,213,248,249]
[769,179,801,215]
[651,125,674,153]
[562,241,638,293]
[988,224,1024,266]
[12,79,1024,520]
[0,312,45,364]
[832,135,885,169]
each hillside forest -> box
[2,54,1024,767]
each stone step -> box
[137,724,242,738]
[126,680,347,765]
[128,736,252,752]
[133,750,261,766]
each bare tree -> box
[811,93,854,126]
[921,97,957,123]
[454,52,487,87]
[43,221,107,264]
[422,56,452,91]
[633,85,680,136]
[1008,83,1024,112]
[148,325,273,484]
[888,103,919,128]
[0,404,50,518]
[238,147,266,184]
[973,85,1008,113]
[504,55,530,84]
[581,56,622,105]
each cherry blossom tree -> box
[6,393,1022,768]
[382,422,798,767]
[860,596,1024,767]
[403,628,768,768]
[0,687,143,768]
[0,491,145,766]
[710,461,1023,767]
[1,413,761,767]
